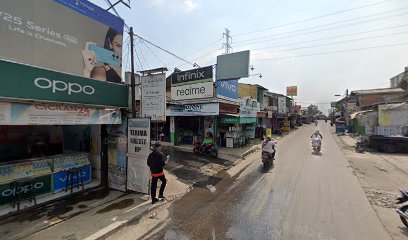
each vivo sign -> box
[216,79,238,101]
[34,77,95,95]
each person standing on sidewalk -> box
[147,142,167,204]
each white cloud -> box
[183,0,198,12]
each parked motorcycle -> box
[193,138,218,158]
[311,138,322,153]
[395,189,408,228]
[355,138,366,153]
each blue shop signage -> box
[53,165,92,192]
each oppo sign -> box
[34,77,95,95]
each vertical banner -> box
[141,73,166,122]
[127,118,150,193]
[278,97,287,114]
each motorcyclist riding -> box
[262,137,276,159]
[311,130,323,140]
[311,130,323,152]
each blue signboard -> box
[55,0,124,31]
[53,165,92,192]
[216,79,239,101]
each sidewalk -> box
[335,133,408,239]
[0,171,190,240]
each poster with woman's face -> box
[0,0,124,84]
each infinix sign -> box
[171,66,213,86]
[34,77,95,95]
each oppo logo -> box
[34,78,95,95]
[2,181,44,197]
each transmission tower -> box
[222,28,233,54]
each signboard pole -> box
[130,27,137,118]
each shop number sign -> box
[0,174,52,205]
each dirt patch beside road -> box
[334,133,408,239]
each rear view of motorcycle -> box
[396,189,408,228]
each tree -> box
[307,104,323,116]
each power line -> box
[134,34,196,67]
[252,30,408,55]
[234,0,397,37]
[253,42,408,61]
[247,24,408,51]
[137,45,150,69]
[143,42,168,68]
[234,8,408,45]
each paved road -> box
[113,122,391,240]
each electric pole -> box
[222,28,232,54]
[129,27,136,118]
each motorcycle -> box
[193,138,218,158]
[311,138,322,153]
[395,189,408,228]
[355,138,366,153]
[261,150,274,170]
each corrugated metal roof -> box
[350,88,405,95]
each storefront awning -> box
[221,117,256,124]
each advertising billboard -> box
[216,50,250,80]
[0,60,128,107]
[127,118,151,194]
[286,86,298,96]
[0,0,124,83]
[216,79,239,101]
[171,66,214,100]
[141,73,166,122]
[278,97,287,113]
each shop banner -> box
[278,97,287,114]
[0,102,121,125]
[171,66,214,100]
[171,66,213,86]
[0,60,128,107]
[0,0,124,83]
[240,105,257,118]
[166,103,219,116]
[107,119,127,191]
[127,118,150,193]
[216,79,238,101]
[142,73,166,122]
[171,81,214,101]
[53,165,92,192]
[0,174,52,205]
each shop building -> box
[0,60,128,215]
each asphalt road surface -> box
[116,121,391,240]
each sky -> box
[93,0,408,113]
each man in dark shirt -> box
[147,142,167,204]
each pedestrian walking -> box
[147,142,167,204]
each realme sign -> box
[171,66,214,100]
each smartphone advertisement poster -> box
[0,0,124,84]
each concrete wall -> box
[239,83,257,99]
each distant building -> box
[390,67,408,88]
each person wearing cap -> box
[147,142,167,204]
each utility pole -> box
[129,27,136,118]
[222,28,232,54]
